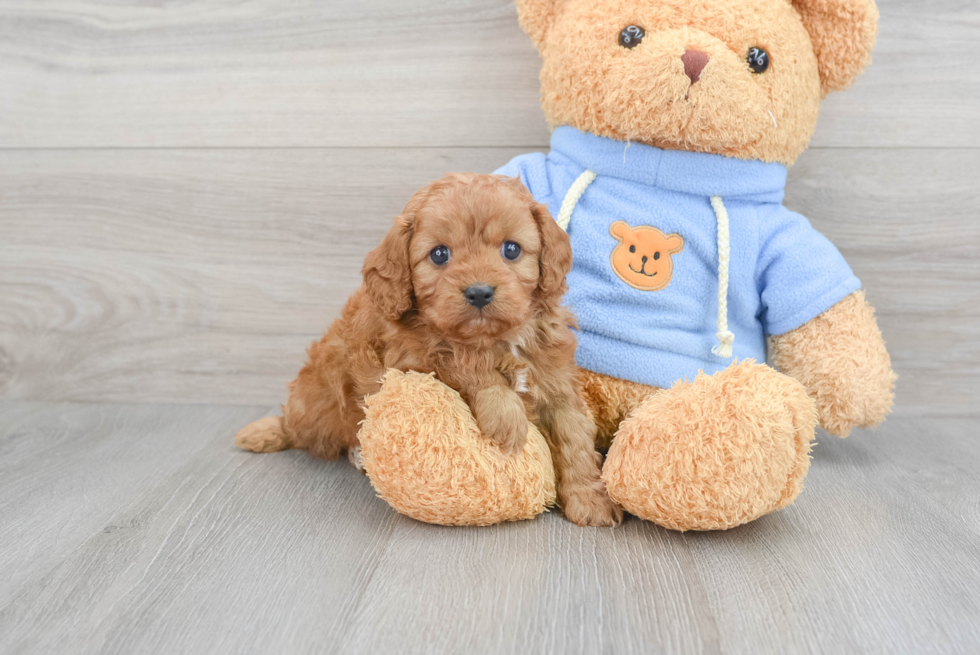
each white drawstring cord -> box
[556,169,597,232]
[709,196,735,358]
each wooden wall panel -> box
[2,147,976,415]
[0,0,977,149]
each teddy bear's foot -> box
[357,370,556,526]
[602,361,817,531]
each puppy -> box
[235,173,621,527]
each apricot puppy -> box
[235,173,621,527]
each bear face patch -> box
[609,220,684,291]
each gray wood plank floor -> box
[1,402,978,654]
[2,0,979,652]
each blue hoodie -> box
[495,127,860,389]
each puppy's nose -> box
[682,49,709,84]
[464,284,495,309]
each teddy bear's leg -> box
[770,290,896,438]
[578,369,659,450]
[357,370,557,526]
[602,361,817,531]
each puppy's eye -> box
[501,241,522,261]
[619,25,644,49]
[747,47,770,73]
[629,245,636,253]
[430,245,451,265]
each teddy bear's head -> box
[609,221,684,291]
[516,0,878,165]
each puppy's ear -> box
[516,0,570,51]
[532,201,573,306]
[362,214,415,320]
[793,0,879,96]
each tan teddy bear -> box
[354,0,897,530]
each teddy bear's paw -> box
[561,481,623,528]
[602,361,817,531]
[357,370,556,526]
[770,291,896,439]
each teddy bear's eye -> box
[747,47,770,74]
[629,245,636,253]
[619,25,645,49]
[654,252,661,261]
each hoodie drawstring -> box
[709,196,735,358]
[556,172,734,359]
[556,169,597,231]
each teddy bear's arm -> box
[769,290,896,438]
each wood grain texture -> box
[0,401,272,608]
[1,1,977,653]
[2,147,977,415]
[0,402,978,654]
[0,0,977,149]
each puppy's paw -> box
[473,386,530,456]
[479,410,529,456]
[347,445,368,475]
[561,483,623,527]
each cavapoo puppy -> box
[235,173,621,527]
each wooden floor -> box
[0,403,976,654]
[2,0,980,653]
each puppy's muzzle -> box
[464,284,495,309]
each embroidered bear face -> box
[609,221,684,291]
[515,0,879,166]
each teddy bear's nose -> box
[682,50,710,84]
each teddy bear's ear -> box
[609,221,630,241]
[515,0,569,50]
[666,233,685,254]
[792,0,879,96]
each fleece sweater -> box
[495,126,860,389]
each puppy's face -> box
[362,174,571,344]
[410,178,542,342]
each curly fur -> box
[517,0,878,165]
[359,370,557,526]
[578,368,657,450]
[602,360,817,531]
[235,173,620,527]
[770,290,896,438]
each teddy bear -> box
[356,0,896,530]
